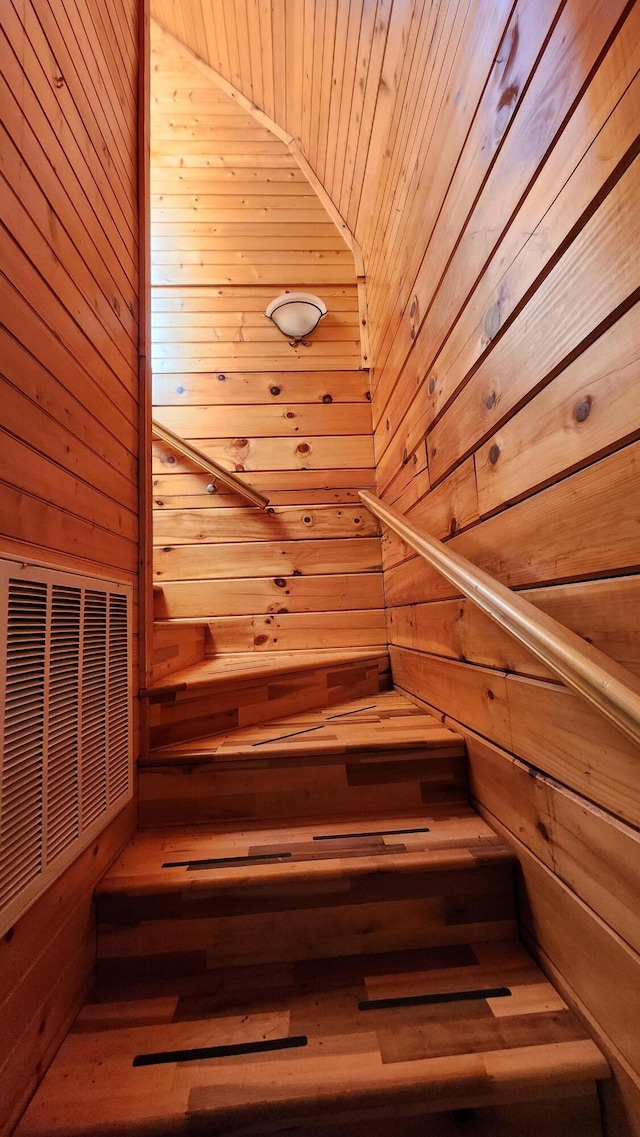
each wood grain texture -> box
[391,645,640,828]
[146,650,391,750]
[141,691,467,827]
[16,938,605,1137]
[0,3,141,1133]
[14,682,607,1136]
[150,25,381,663]
[96,808,516,974]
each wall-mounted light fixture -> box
[265,292,327,345]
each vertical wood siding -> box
[0,1,140,1131]
[150,26,385,656]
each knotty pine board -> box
[152,434,373,472]
[387,575,640,682]
[152,370,370,405]
[154,538,382,581]
[152,610,387,657]
[150,26,382,660]
[427,157,640,486]
[0,806,135,1137]
[466,732,640,957]
[152,481,376,510]
[475,301,640,514]
[153,504,378,543]
[373,0,636,488]
[0,5,141,1133]
[384,442,640,605]
[155,574,385,620]
[154,403,372,438]
[391,645,640,828]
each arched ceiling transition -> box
[148,0,411,250]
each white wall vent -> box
[0,558,133,936]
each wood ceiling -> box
[148,0,410,246]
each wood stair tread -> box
[15,940,609,1137]
[145,649,390,696]
[97,808,514,898]
[144,691,464,766]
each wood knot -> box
[217,374,226,381]
[574,397,592,423]
[428,377,436,395]
[274,578,287,588]
[410,297,418,318]
[176,385,185,394]
[235,438,249,448]
[322,394,333,403]
[297,442,310,454]
[537,820,550,842]
[489,443,501,465]
[487,689,495,700]
[270,385,281,396]
[254,634,269,645]
[235,463,245,472]
[285,411,296,419]
[484,303,502,341]
[486,392,496,410]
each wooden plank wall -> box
[149,0,407,240]
[151,26,385,657]
[361,3,640,1133]
[151,2,640,1130]
[0,1,140,1131]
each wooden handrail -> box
[359,490,640,749]
[152,419,270,510]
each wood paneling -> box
[0,2,141,1132]
[159,4,636,1128]
[150,25,383,658]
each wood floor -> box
[15,691,609,1135]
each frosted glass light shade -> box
[265,292,327,342]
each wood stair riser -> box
[138,749,467,827]
[96,861,516,978]
[151,622,207,683]
[148,656,390,748]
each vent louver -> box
[0,560,133,936]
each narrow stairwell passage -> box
[16,692,609,1136]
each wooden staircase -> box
[16,689,609,1136]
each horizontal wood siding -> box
[151,25,383,656]
[0,0,141,1132]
